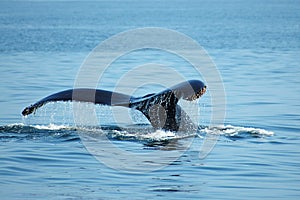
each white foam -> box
[142,130,176,140]
[32,123,71,130]
[111,129,177,141]
[7,122,273,140]
[5,123,25,127]
[199,125,274,136]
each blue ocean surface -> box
[1,0,300,199]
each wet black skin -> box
[22,80,206,131]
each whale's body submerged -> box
[22,80,206,131]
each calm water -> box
[1,0,300,199]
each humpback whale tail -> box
[22,80,206,131]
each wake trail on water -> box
[198,125,274,137]
[0,123,274,142]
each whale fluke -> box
[22,80,206,131]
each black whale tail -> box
[129,80,206,130]
[21,89,132,116]
[22,80,206,131]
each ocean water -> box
[1,0,300,199]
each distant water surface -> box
[0,0,300,199]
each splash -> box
[33,123,72,130]
[111,129,178,141]
[0,123,274,142]
[198,125,274,137]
